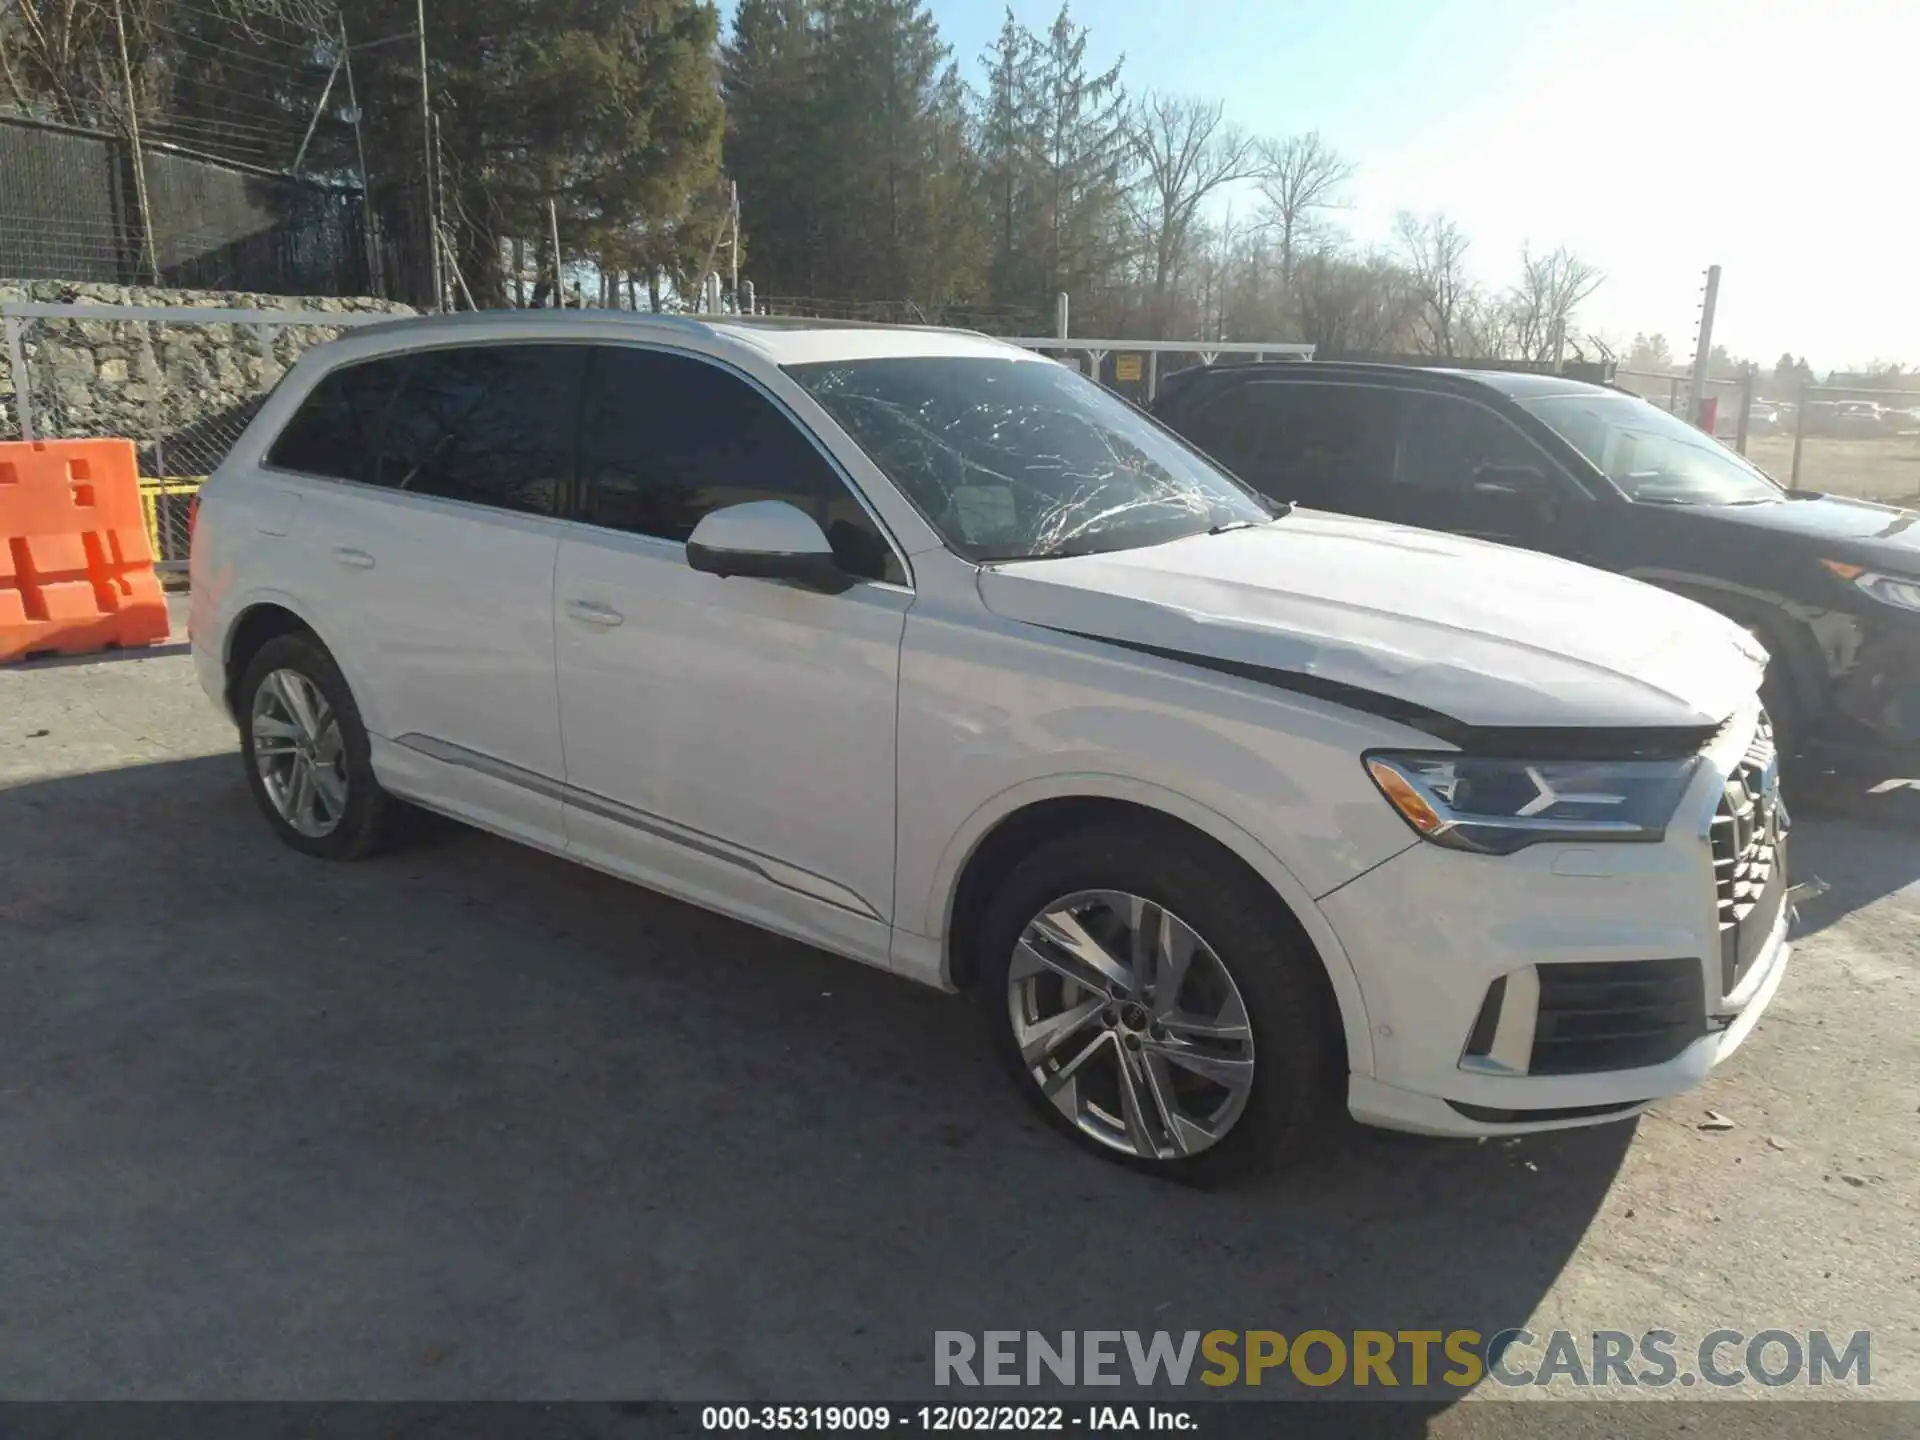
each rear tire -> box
[976,826,1336,1184]
[238,633,401,862]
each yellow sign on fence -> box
[1115,354,1143,383]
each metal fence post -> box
[1789,379,1811,493]
[4,315,35,441]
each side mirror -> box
[686,500,855,595]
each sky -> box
[799,0,1920,373]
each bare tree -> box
[1254,129,1353,286]
[1124,92,1257,338]
[1395,209,1474,357]
[1503,243,1604,363]
[0,0,145,124]
[0,0,329,127]
[1290,243,1420,355]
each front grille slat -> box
[1714,710,1787,996]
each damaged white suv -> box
[191,313,1793,1179]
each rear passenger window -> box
[1177,379,1275,478]
[267,355,410,485]
[1394,393,1545,492]
[578,347,905,585]
[1188,382,1398,510]
[268,345,585,519]
[377,346,584,517]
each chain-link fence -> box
[748,294,1315,404]
[1612,368,1757,450]
[2,298,403,571]
[1768,383,1920,504]
[1609,366,1920,505]
[751,294,1053,337]
[1,112,407,299]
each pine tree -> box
[723,0,826,296]
[319,0,723,305]
[725,0,984,306]
[978,9,1041,306]
[1031,5,1130,319]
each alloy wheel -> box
[1007,889,1256,1161]
[251,668,349,839]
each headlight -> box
[1365,753,1703,855]
[1821,560,1920,613]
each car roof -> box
[1160,358,1614,403]
[341,308,1041,368]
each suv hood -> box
[978,512,1766,732]
[1683,492,1920,569]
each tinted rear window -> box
[267,354,410,485]
[1182,381,1400,507]
[267,345,586,518]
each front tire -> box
[976,827,1336,1183]
[239,633,399,861]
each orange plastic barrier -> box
[1,439,172,664]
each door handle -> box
[333,546,376,569]
[565,599,625,628]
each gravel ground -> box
[2,601,1916,1428]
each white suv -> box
[190,313,1793,1179]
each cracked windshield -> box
[790,356,1274,561]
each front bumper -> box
[1345,901,1789,1137]
[1823,608,1920,753]
[1321,704,1792,1138]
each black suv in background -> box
[1152,362,1920,778]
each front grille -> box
[1528,958,1706,1075]
[1713,713,1787,996]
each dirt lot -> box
[2,602,1917,1426]
[1746,433,1920,505]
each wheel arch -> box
[931,778,1376,1078]
[221,595,366,728]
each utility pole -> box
[549,199,564,307]
[112,0,160,284]
[417,0,444,310]
[1688,264,1722,433]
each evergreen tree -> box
[1030,5,1130,319]
[320,0,723,304]
[978,8,1042,307]
[723,0,825,295]
[725,0,983,306]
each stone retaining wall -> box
[1,282,414,466]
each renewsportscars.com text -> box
[934,1329,1872,1390]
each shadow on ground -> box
[1781,763,1920,937]
[0,754,1670,1412]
